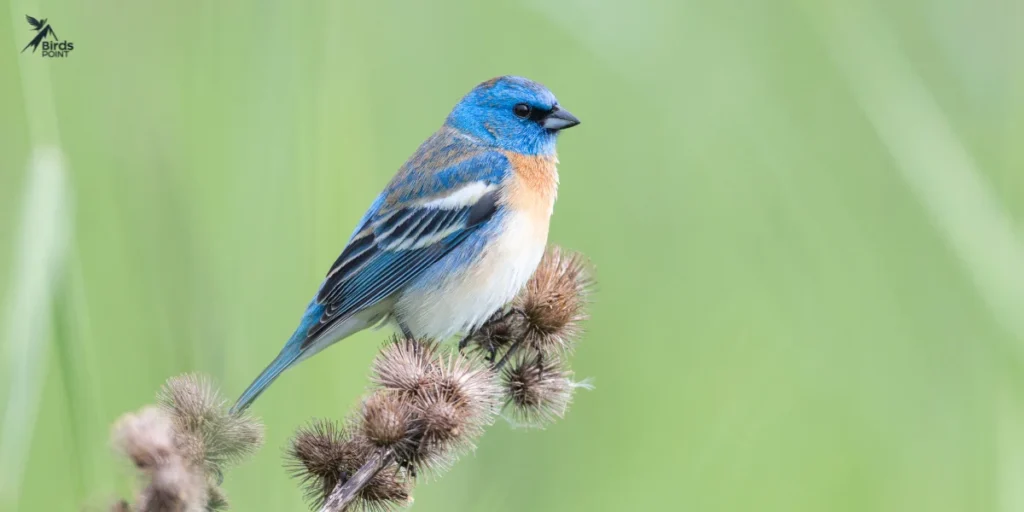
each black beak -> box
[541,106,580,131]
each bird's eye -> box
[513,103,532,119]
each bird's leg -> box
[457,326,499,363]
[457,327,478,353]
[484,342,499,364]
[493,339,523,371]
[501,307,527,322]
[459,307,515,353]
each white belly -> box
[395,211,548,339]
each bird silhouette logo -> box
[22,15,58,53]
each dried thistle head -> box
[205,486,229,511]
[360,390,417,453]
[287,419,364,503]
[157,374,264,469]
[157,374,220,433]
[136,460,207,512]
[369,337,501,473]
[111,406,208,512]
[404,388,465,473]
[426,354,502,424]
[390,353,501,474]
[501,353,576,428]
[371,337,441,394]
[287,419,411,511]
[109,374,266,512]
[355,464,414,512]
[113,406,177,474]
[513,247,593,353]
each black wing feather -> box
[304,189,500,345]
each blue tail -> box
[231,344,303,414]
[231,300,326,414]
[230,297,384,413]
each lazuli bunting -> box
[232,76,579,412]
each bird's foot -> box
[457,327,478,353]
[493,339,523,371]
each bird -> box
[231,76,580,413]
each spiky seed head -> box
[157,374,220,432]
[156,374,264,470]
[402,388,464,474]
[384,354,501,474]
[371,338,502,473]
[112,406,176,472]
[112,406,208,512]
[501,353,576,427]
[371,337,441,394]
[287,419,365,504]
[286,420,412,510]
[360,391,417,450]
[513,247,593,353]
[426,354,502,422]
[356,465,414,512]
[419,390,465,443]
[202,409,264,467]
[136,460,207,512]
[206,485,229,511]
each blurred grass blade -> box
[820,3,1024,346]
[0,147,72,507]
[999,391,1024,512]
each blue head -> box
[445,76,580,155]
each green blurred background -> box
[2,0,1023,510]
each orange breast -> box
[500,151,559,226]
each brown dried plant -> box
[111,375,264,511]
[103,245,592,512]
[289,246,593,511]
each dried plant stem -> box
[319,449,396,512]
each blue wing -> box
[231,129,508,412]
[302,139,509,347]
